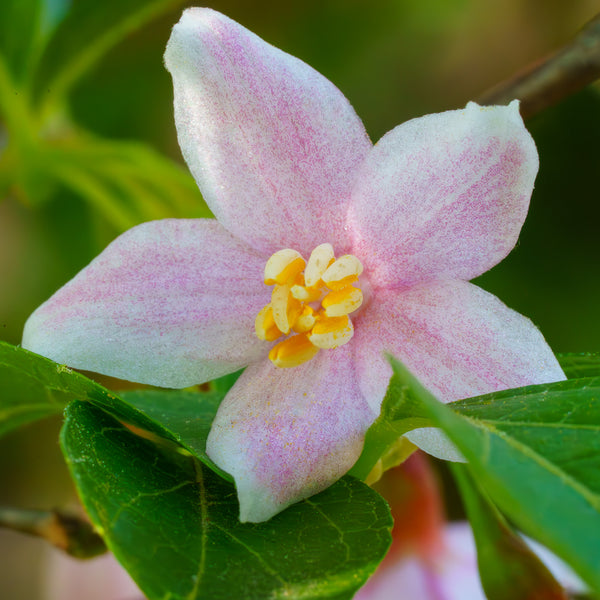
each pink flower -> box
[355,522,586,600]
[356,455,585,600]
[43,549,143,600]
[23,9,564,522]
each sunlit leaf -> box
[61,401,392,600]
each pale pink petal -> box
[23,219,269,388]
[438,523,487,600]
[406,428,467,462]
[356,522,583,600]
[348,102,538,288]
[353,280,564,458]
[43,549,142,600]
[206,345,376,522]
[355,523,485,600]
[354,557,446,600]
[164,8,372,256]
[524,536,588,595]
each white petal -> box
[23,219,269,387]
[349,101,538,287]
[207,346,375,522]
[164,8,371,256]
[353,280,564,459]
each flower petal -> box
[356,522,585,600]
[206,346,375,522]
[348,102,538,288]
[353,280,564,458]
[355,523,486,600]
[164,8,372,256]
[44,548,142,600]
[22,219,268,388]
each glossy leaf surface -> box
[377,357,600,593]
[60,401,393,600]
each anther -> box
[264,249,305,285]
[322,286,363,317]
[271,283,302,334]
[292,305,316,333]
[322,255,363,290]
[290,284,322,303]
[255,305,282,341]
[269,334,320,368]
[257,244,366,368]
[304,243,335,287]
[308,315,354,349]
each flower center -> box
[255,243,364,368]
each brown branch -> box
[477,13,600,119]
[0,506,107,559]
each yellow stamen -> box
[271,283,302,334]
[304,243,335,287]
[256,244,366,367]
[290,284,322,303]
[308,315,354,349]
[269,334,320,368]
[264,249,306,285]
[292,305,316,333]
[322,255,364,290]
[322,286,363,317]
[254,305,283,341]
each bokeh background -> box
[1,0,599,597]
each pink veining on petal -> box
[22,4,563,526]
[348,102,538,289]
[206,344,376,522]
[353,280,564,417]
[165,8,372,256]
[23,219,270,388]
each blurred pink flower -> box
[355,521,586,600]
[43,550,142,600]
[356,455,585,600]
[23,9,563,522]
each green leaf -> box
[61,401,392,600]
[383,357,600,593]
[348,365,431,480]
[0,341,227,478]
[0,0,44,81]
[34,0,187,108]
[119,389,230,481]
[449,377,600,497]
[0,340,115,437]
[452,464,567,600]
[211,369,243,393]
[45,138,212,226]
[558,353,600,379]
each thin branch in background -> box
[478,13,600,119]
[0,506,107,559]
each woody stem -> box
[478,13,600,119]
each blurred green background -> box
[1,0,599,597]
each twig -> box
[0,506,107,559]
[477,13,600,119]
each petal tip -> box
[464,99,525,126]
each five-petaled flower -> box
[23,8,564,522]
